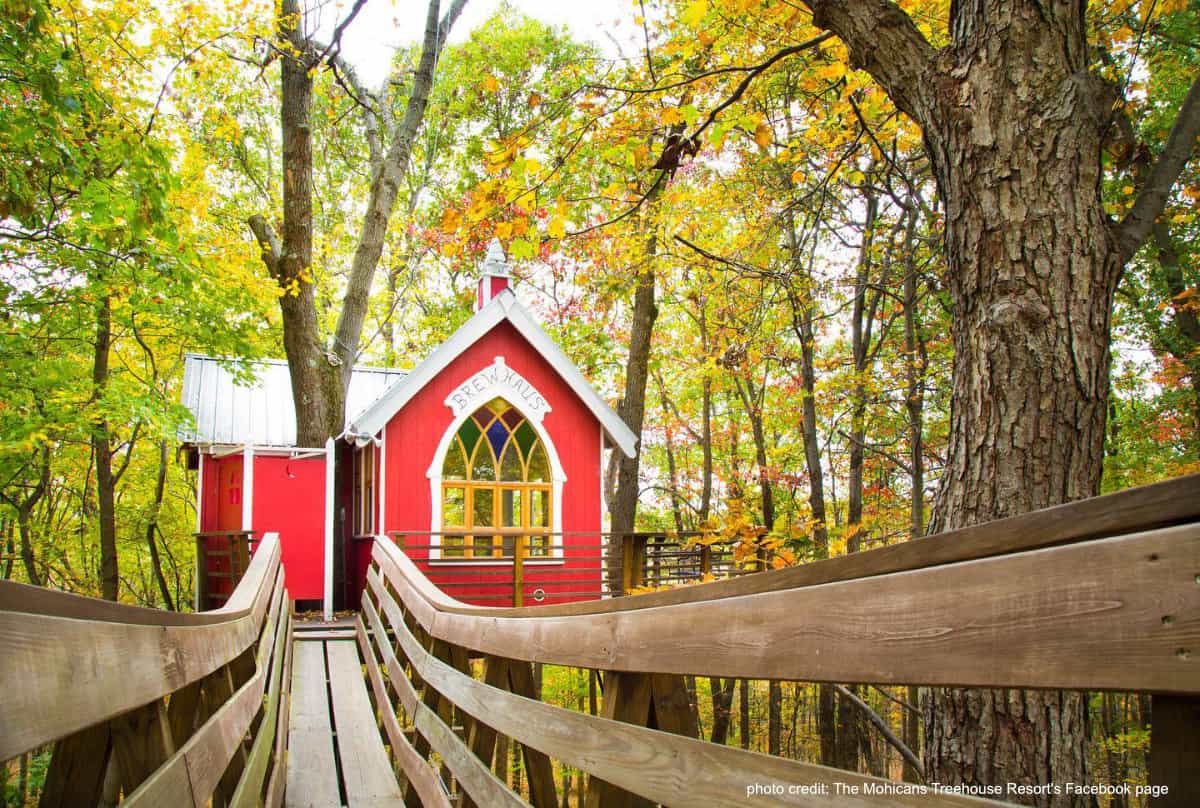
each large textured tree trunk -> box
[794,0,1200,802]
[918,8,1113,799]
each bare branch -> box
[1114,71,1200,264]
[833,684,924,781]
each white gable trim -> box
[348,290,637,458]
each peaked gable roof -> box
[347,289,637,458]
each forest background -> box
[1,0,1198,804]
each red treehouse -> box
[181,241,636,617]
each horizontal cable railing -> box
[0,532,290,807]
[357,475,1200,807]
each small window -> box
[353,444,376,536]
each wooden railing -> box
[0,532,290,807]
[385,529,760,607]
[358,475,1200,807]
[195,529,255,610]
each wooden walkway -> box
[287,620,404,808]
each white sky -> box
[317,0,637,87]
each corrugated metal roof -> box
[179,353,407,448]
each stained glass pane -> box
[442,436,467,479]
[499,443,523,481]
[514,421,537,458]
[486,418,509,459]
[501,408,523,429]
[471,407,492,428]
[486,397,508,414]
[457,418,481,458]
[526,443,549,482]
[470,440,495,480]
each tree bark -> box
[607,179,665,591]
[145,440,175,611]
[791,1,1200,801]
[252,0,467,446]
[92,294,119,601]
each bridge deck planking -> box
[327,641,406,807]
[286,641,341,808]
[286,637,405,808]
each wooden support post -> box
[700,544,712,579]
[513,534,526,607]
[584,670,701,807]
[1151,694,1200,806]
[196,536,209,610]
[505,659,558,808]
[110,699,176,795]
[40,721,113,807]
[620,535,647,595]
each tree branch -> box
[833,683,924,780]
[1114,71,1200,264]
[247,214,282,279]
[332,0,467,374]
[796,0,937,125]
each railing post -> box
[620,534,646,595]
[700,544,712,579]
[1151,694,1200,806]
[513,534,526,607]
[195,536,208,611]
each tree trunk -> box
[607,181,664,591]
[738,678,751,750]
[145,440,175,611]
[793,0,1199,800]
[92,294,119,601]
[846,185,879,555]
[901,203,925,540]
[709,676,736,745]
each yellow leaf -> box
[482,74,499,93]
[547,216,566,239]
[754,121,772,149]
[682,0,708,26]
[661,107,684,126]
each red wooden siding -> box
[356,319,603,606]
[199,452,327,603]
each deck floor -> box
[286,622,405,808]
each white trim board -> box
[347,290,637,458]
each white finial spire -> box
[481,238,511,277]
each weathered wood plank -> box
[264,612,295,808]
[230,591,291,808]
[285,641,341,808]
[356,612,454,808]
[362,592,525,808]
[0,535,281,761]
[393,474,1200,619]
[376,524,1200,692]
[369,570,1008,808]
[327,640,406,806]
[123,569,285,808]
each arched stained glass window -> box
[440,398,552,559]
[443,398,548,482]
